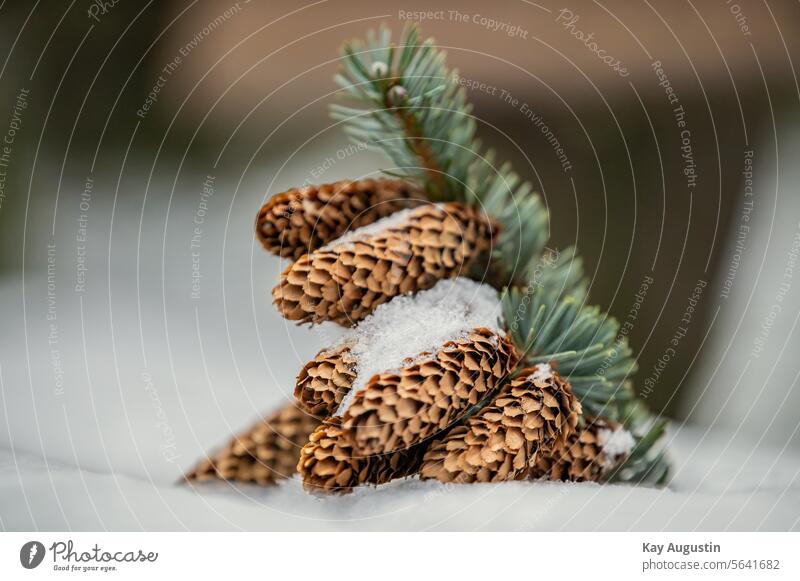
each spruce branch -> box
[332,24,475,200]
[502,289,638,420]
[499,249,668,484]
[332,24,670,485]
[332,24,548,286]
[465,149,550,285]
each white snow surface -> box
[2,264,796,531]
[3,425,798,531]
[0,166,797,532]
[333,277,502,416]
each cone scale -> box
[272,202,496,326]
[297,421,426,494]
[186,402,320,486]
[256,179,418,260]
[340,328,518,456]
[294,344,356,416]
[419,364,580,483]
[529,417,628,483]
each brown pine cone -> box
[294,343,356,416]
[419,364,581,484]
[186,402,320,486]
[297,421,426,494]
[272,202,496,326]
[256,179,419,260]
[529,417,634,482]
[340,328,518,456]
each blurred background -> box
[0,0,799,513]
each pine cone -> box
[297,421,426,494]
[272,202,496,326]
[529,417,633,482]
[419,364,581,483]
[294,344,356,416]
[340,328,517,455]
[186,402,320,486]
[256,179,418,260]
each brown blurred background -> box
[1,0,798,431]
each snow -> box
[1,158,796,532]
[320,207,415,250]
[528,363,553,382]
[597,426,636,468]
[1,264,797,531]
[333,277,502,416]
[3,424,799,531]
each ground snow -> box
[4,424,799,531]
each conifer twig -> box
[332,23,670,485]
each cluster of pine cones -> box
[186,179,633,493]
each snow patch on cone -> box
[527,363,553,382]
[597,426,635,468]
[333,277,503,416]
[320,207,416,250]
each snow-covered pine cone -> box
[529,417,634,482]
[186,402,320,486]
[341,327,518,455]
[272,202,496,326]
[297,421,426,494]
[294,344,356,416]
[419,364,581,483]
[256,179,419,260]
